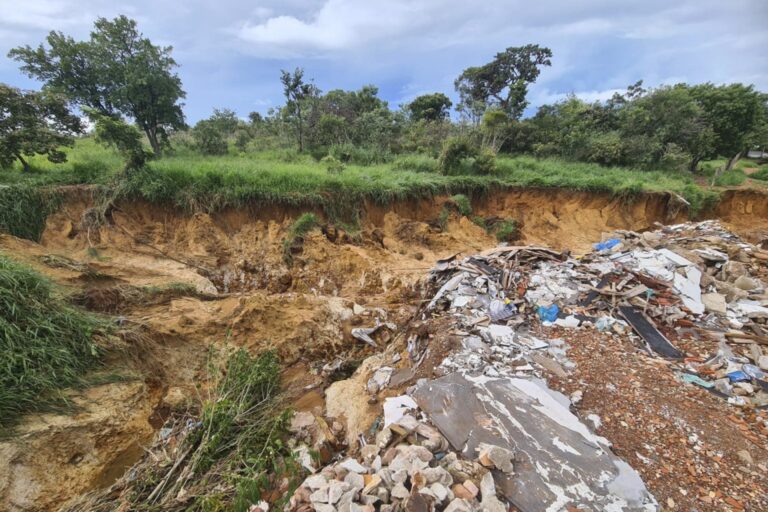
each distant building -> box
[747,150,767,159]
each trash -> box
[351,323,396,347]
[679,373,714,389]
[594,238,621,252]
[488,298,516,322]
[619,306,684,359]
[537,304,559,322]
[742,364,765,380]
[383,395,418,427]
[726,371,751,383]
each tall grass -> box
[0,186,61,241]
[0,255,106,430]
[67,349,297,512]
[0,138,729,219]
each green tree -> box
[9,15,186,156]
[455,44,552,121]
[208,108,240,137]
[280,68,319,151]
[480,109,509,153]
[407,93,452,122]
[83,107,150,170]
[691,83,766,169]
[192,119,228,156]
[0,84,82,171]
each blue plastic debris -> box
[593,238,621,252]
[726,370,751,383]
[537,304,559,322]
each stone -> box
[353,303,366,315]
[362,474,382,495]
[722,261,747,281]
[405,492,433,512]
[702,293,727,314]
[462,479,479,498]
[360,444,380,462]
[344,471,365,490]
[758,355,768,371]
[367,366,394,394]
[328,480,349,504]
[340,458,369,474]
[392,482,410,500]
[479,472,496,500]
[290,411,316,431]
[422,466,453,486]
[314,505,335,512]
[477,443,515,473]
[451,484,475,501]
[734,275,759,291]
[444,498,474,512]
[305,474,329,490]
[391,469,408,484]
[736,450,753,465]
[310,487,329,504]
[381,446,398,465]
[430,482,450,503]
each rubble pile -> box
[288,221,767,512]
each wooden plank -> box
[619,305,685,359]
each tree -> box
[207,108,240,137]
[192,120,229,156]
[480,109,509,153]
[455,44,552,121]
[0,84,82,171]
[83,107,149,170]
[9,15,186,156]
[407,93,452,122]
[690,83,766,169]
[280,68,319,151]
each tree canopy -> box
[455,44,552,122]
[407,93,452,122]
[0,84,82,171]
[9,15,186,155]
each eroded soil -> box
[0,187,766,511]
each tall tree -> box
[0,84,82,171]
[9,15,185,156]
[455,44,552,122]
[690,83,766,169]
[280,68,319,151]
[407,93,452,122]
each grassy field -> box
[5,138,767,226]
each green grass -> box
[714,169,747,187]
[752,168,768,181]
[0,138,732,222]
[283,213,320,262]
[0,254,107,431]
[0,185,61,241]
[494,220,519,242]
[449,194,472,216]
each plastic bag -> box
[537,304,559,322]
[489,299,517,322]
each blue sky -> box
[1,0,766,123]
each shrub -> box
[449,194,472,216]
[321,155,345,174]
[0,185,60,241]
[714,169,746,187]
[192,121,229,156]
[392,154,438,173]
[495,220,518,242]
[438,137,496,175]
[752,168,768,181]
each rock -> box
[353,303,366,315]
[477,443,515,473]
[367,366,395,394]
[722,261,747,281]
[340,458,369,474]
[702,293,727,314]
[430,482,450,503]
[362,474,382,495]
[479,472,496,500]
[734,275,759,291]
[360,444,380,462]
[388,446,433,473]
[290,411,316,432]
[305,474,328,490]
[462,479,479,498]
[391,469,408,484]
[392,482,410,500]
[344,471,365,490]
[405,492,433,512]
[328,481,349,504]
[310,487,329,504]
[314,505,336,512]
[443,458,487,483]
[381,446,398,464]
[737,450,753,465]
[422,467,453,486]
[444,498,474,512]
[758,355,768,371]
[451,484,476,501]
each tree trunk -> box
[689,156,701,174]
[296,106,304,152]
[16,153,29,172]
[145,128,162,157]
[725,151,742,171]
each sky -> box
[1,0,767,123]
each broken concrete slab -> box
[413,373,658,512]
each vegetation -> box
[69,349,297,511]
[0,84,82,171]
[283,213,320,261]
[10,15,185,155]
[0,255,107,431]
[0,185,60,241]
[449,194,472,216]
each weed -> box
[449,194,472,216]
[752,168,768,181]
[438,207,450,230]
[0,185,60,241]
[494,220,518,242]
[714,169,747,187]
[471,216,487,229]
[283,213,320,262]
